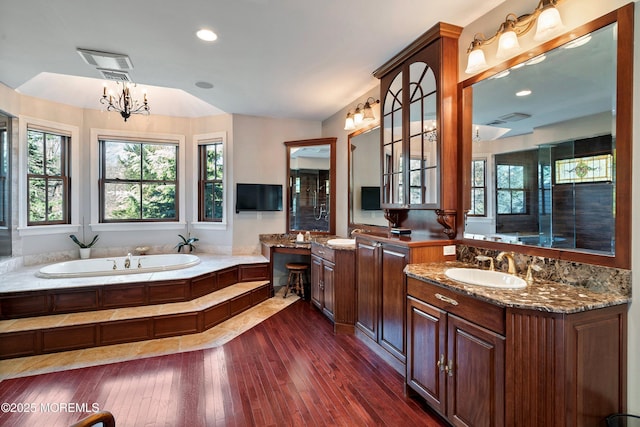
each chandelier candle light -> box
[101,82,150,122]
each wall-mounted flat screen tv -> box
[236,183,283,213]
[361,186,381,210]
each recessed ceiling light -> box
[195,81,214,89]
[491,70,510,79]
[526,54,546,66]
[516,89,532,97]
[196,29,218,42]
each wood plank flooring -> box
[0,300,447,426]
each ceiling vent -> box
[98,69,131,82]
[498,112,531,122]
[77,48,133,70]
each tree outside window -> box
[100,139,177,222]
[27,129,70,225]
[496,164,526,214]
[470,159,486,216]
[198,142,223,222]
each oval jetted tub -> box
[37,254,201,278]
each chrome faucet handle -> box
[350,228,364,237]
[107,259,117,270]
[475,255,495,271]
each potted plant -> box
[175,234,198,253]
[69,233,99,259]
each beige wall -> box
[0,87,321,257]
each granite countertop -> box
[259,234,356,250]
[405,261,630,314]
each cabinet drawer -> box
[311,244,335,263]
[407,277,505,335]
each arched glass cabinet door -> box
[408,61,438,207]
[382,71,404,206]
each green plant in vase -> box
[175,234,199,253]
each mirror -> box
[348,126,386,228]
[285,137,336,235]
[462,6,632,269]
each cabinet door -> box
[322,261,335,320]
[356,239,380,340]
[407,60,439,208]
[447,314,505,427]
[407,296,447,414]
[379,244,408,362]
[381,69,405,207]
[310,255,323,309]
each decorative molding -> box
[435,209,457,239]
[383,209,408,228]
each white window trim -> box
[17,116,80,236]
[90,128,186,232]
[191,131,227,231]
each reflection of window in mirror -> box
[469,159,486,217]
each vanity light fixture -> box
[344,97,379,131]
[465,0,566,74]
[100,81,150,122]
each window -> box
[100,139,178,222]
[496,164,526,214]
[26,128,70,225]
[198,141,223,222]
[470,159,486,216]
[0,125,7,227]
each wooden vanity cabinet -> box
[406,277,505,427]
[310,243,356,334]
[406,276,628,426]
[355,234,454,373]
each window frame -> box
[469,158,487,217]
[192,132,227,231]
[17,116,80,236]
[197,139,224,223]
[90,128,185,232]
[496,163,527,215]
[26,128,71,226]
[98,138,179,223]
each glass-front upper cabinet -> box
[376,23,461,211]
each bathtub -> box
[37,254,201,278]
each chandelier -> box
[100,82,149,122]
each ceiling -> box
[0,0,507,121]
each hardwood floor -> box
[0,300,447,426]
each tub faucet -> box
[124,253,132,269]
[496,252,517,275]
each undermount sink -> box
[444,268,527,289]
[327,238,356,247]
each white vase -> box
[79,248,91,259]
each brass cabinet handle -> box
[435,293,459,306]
[444,360,454,377]
[437,354,446,372]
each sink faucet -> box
[124,253,132,269]
[496,252,517,275]
[351,228,363,237]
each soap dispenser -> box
[296,232,304,242]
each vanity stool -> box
[284,263,308,298]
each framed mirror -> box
[461,5,632,269]
[285,137,336,235]
[348,126,387,229]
